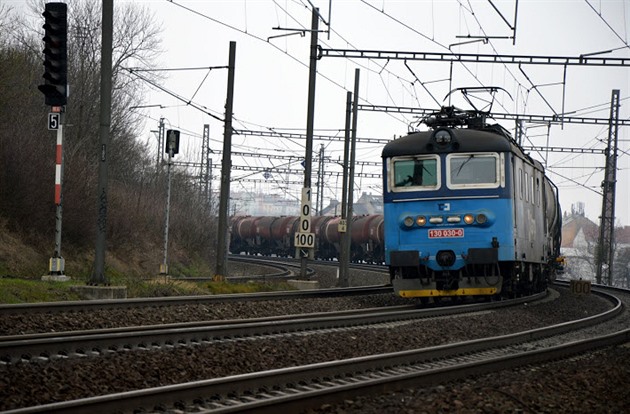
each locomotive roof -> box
[381,127,523,158]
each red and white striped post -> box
[54,125,62,206]
[43,107,68,280]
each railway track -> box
[0,256,387,318]
[178,255,314,282]
[0,284,391,317]
[0,292,542,365]
[3,283,628,413]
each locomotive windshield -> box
[388,153,502,192]
[392,156,438,189]
[447,153,500,188]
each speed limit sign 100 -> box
[294,232,315,248]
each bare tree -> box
[0,4,17,48]
[1,1,164,246]
[1,1,218,277]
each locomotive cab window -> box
[390,156,439,191]
[446,153,501,189]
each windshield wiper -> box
[455,155,474,176]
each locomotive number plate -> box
[428,228,464,238]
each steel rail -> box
[0,287,386,315]
[0,257,389,315]
[0,284,391,317]
[0,257,392,317]
[4,287,625,414]
[0,291,545,365]
[178,256,301,282]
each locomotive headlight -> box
[429,216,443,224]
[434,129,452,144]
[464,214,475,225]
[416,216,427,226]
[447,215,461,223]
[476,213,488,224]
[403,216,414,227]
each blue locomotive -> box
[382,106,562,299]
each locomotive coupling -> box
[436,250,457,267]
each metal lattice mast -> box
[316,144,325,215]
[157,117,165,170]
[200,124,211,206]
[515,118,524,146]
[596,89,620,285]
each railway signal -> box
[165,129,180,155]
[161,129,180,275]
[38,3,69,281]
[38,2,68,107]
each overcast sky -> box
[12,0,630,225]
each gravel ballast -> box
[304,345,630,414]
[1,265,627,412]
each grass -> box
[0,222,295,304]
[0,276,296,304]
[0,278,83,304]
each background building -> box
[561,202,630,287]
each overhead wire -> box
[165,0,346,102]
[273,0,415,127]
[361,0,517,115]
[159,0,626,202]
[584,0,630,48]
[454,0,629,198]
[457,0,532,114]
[161,0,417,159]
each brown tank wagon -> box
[229,214,385,264]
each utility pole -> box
[338,91,352,287]
[215,41,237,281]
[298,7,319,279]
[596,89,620,285]
[91,0,113,285]
[340,69,360,283]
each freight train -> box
[382,106,562,300]
[229,214,385,264]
